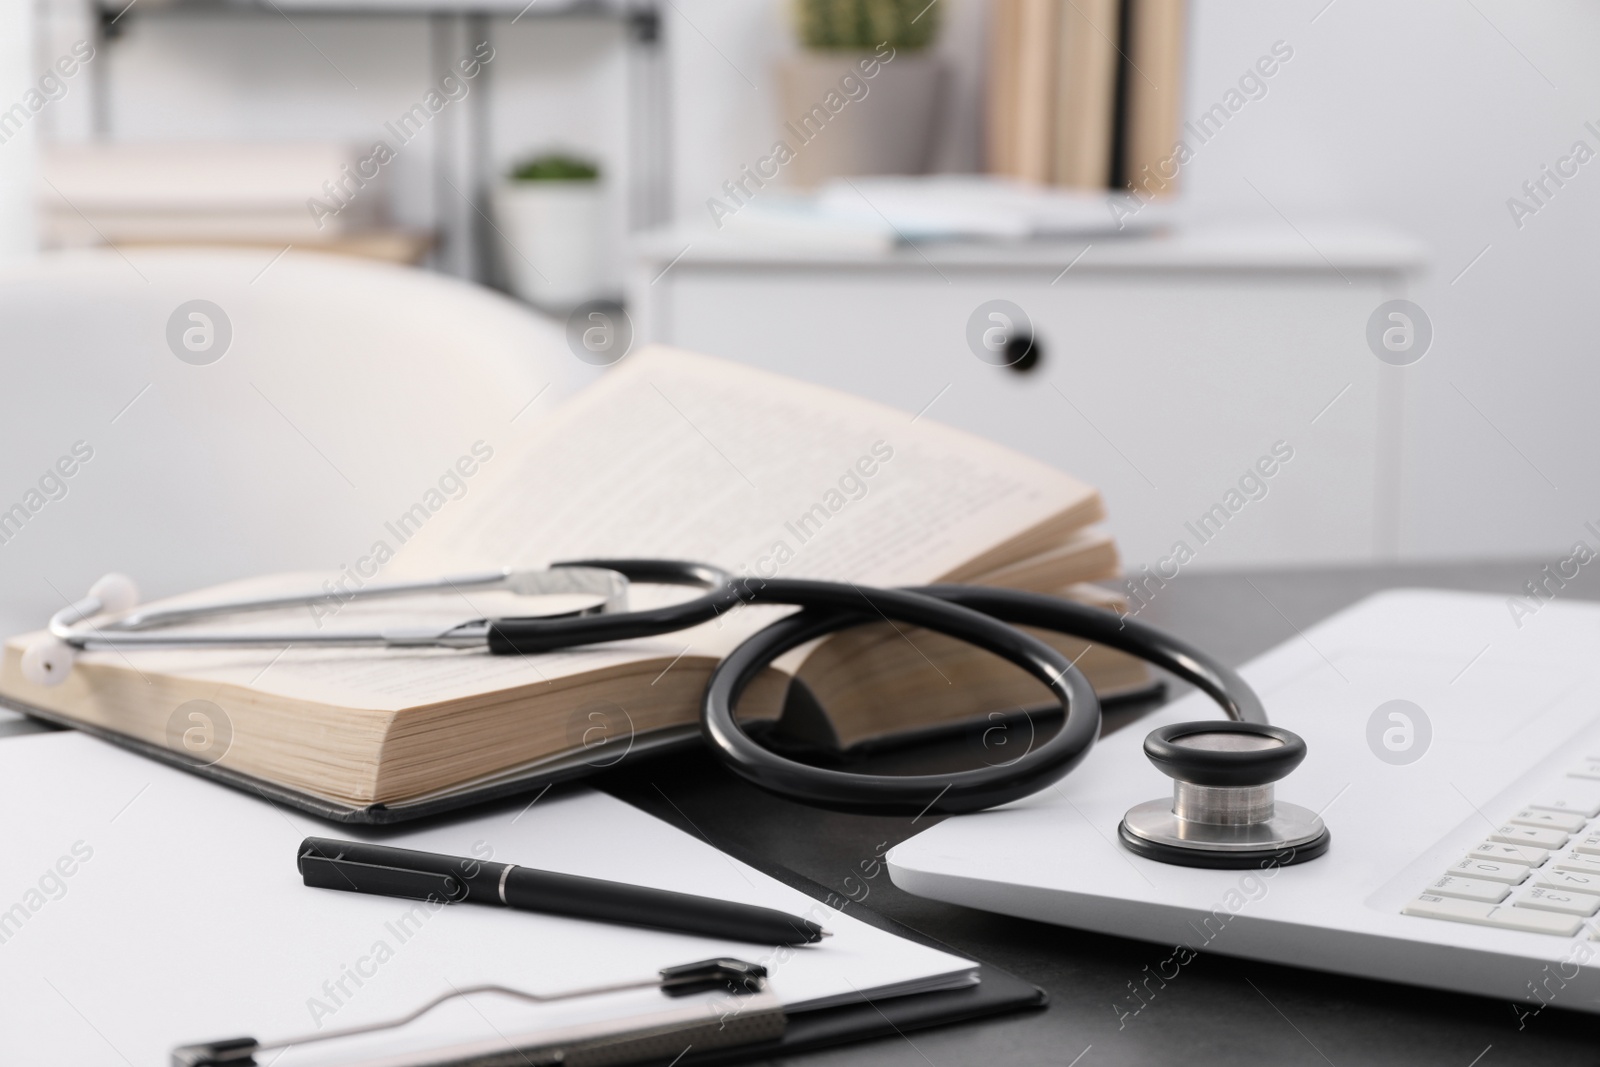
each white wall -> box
[661,0,1600,563]
[1177,0,1600,561]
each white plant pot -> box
[776,51,947,188]
[492,180,604,310]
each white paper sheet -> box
[0,732,974,1065]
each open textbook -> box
[0,347,1144,813]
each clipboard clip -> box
[171,958,779,1067]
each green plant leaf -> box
[509,153,600,181]
[793,0,941,50]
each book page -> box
[389,345,1101,608]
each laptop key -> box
[1553,854,1600,874]
[1403,894,1584,936]
[1529,792,1600,819]
[1571,834,1600,857]
[1447,858,1530,885]
[1425,875,1509,903]
[1468,842,1549,866]
[1514,887,1600,916]
[1509,808,1588,833]
[1489,825,1569,849]
[1567,761,1600,781]
[1534,868,1600,892]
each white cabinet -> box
[629,225,1424,573]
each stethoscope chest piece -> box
[1119,721,1329,868]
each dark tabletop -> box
[603,561,1600,1067]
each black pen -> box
[297,837,831,946]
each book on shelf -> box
[985,0,1022,177]
[1119,0,1187,198]
[1052,0,1121,189]
[1011,0,1062,185]
[0,348,1147,813]
[987,0,1187,198]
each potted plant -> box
[492,152,604,311]
[777,0,946,187]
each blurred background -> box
[1,0,1597,629]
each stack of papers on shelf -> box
[38,142,424,261]
[718,176,1174,249]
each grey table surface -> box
[604,561,1600,1067]
[8,560,1597,1065]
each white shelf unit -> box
[39,0,666,283]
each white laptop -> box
[888,589,1600,1015]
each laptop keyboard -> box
[1403,763,1600,938]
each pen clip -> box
[299,851,465,903]
[170,1035,259,1067]
[659,958,769,997]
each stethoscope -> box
[25,560,1328,869]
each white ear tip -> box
[21,638,76,687]
[88,573,138,615]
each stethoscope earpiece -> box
[1119,720,1329,868]
[87,572,140,615]
[20,636,77,687]
[20,572,140,687]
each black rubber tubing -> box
[914,585,1267,725]
[699,579,1104,817]
[485,564,1268,817]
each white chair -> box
[0,248,599,637]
